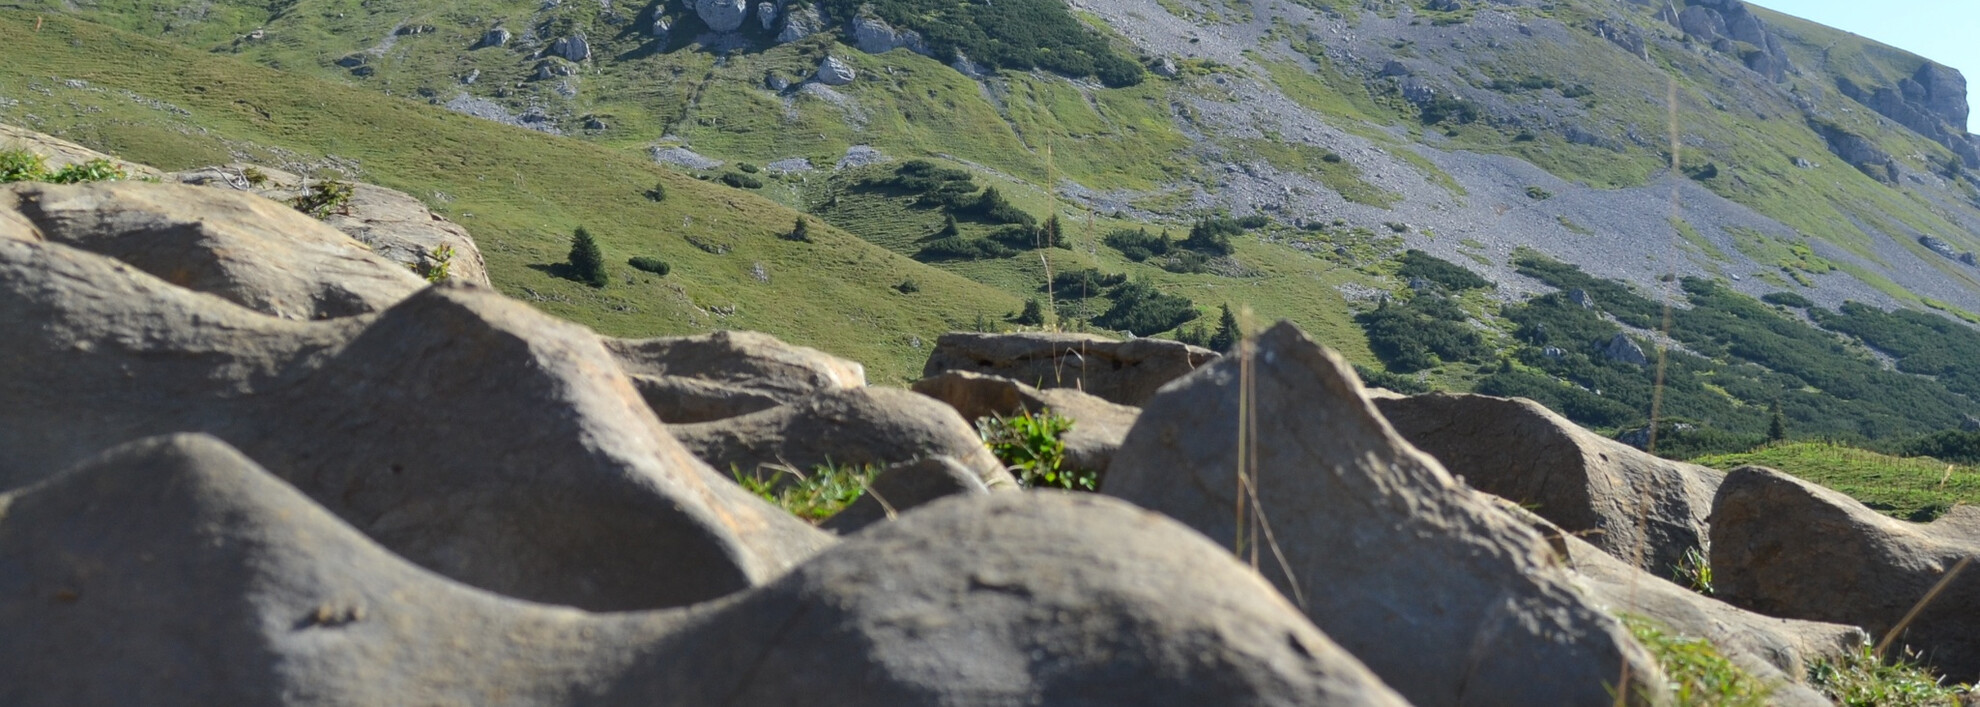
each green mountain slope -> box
[0,11,1027,382]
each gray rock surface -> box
[0,238,829,610]
[913,370,1138,476]
[1496,498,1863,706]
[1712,465,1980,682]
[550,34,590,61]
[1375,392,1724,575]
[756,1,778,30]
[0,434,1409,707]
[820,455,993,533]
[669,387,1013,490]
[2,181,426,320]
[851,15,928,55]
[816,55,856,85]
[775,3,823,43]
[478,26,511,48]
[172,164,492,287]
[1604,331,1650,365]
[923,331,1217,406]
[1105,322,1665,706]
[695,0,748,32]
[604,329,865,423]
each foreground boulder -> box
[2,181,427,319]
[603,330,866,423]
[1497,500,1862,705]
[913,370,1138,475]
[1713,465,1980,682]
[1376,392,1724,575]
[173,164,492,286]
[0,238,828,610]
[668,387,1014,489]
[1106,323,1664,706]
[923,331,1216,406]
[0,433,1410,707]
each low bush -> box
[720,172,763,189]
[1356,292,1488,372]
[733,462,882,522]
[918,235,1016,261]
[1092,280,1199,336]
[1397,249,1492,290]
[0,150,127,184]
[1761,291,1813,308]
[977,411,1097,490]
[628,256,670,275]
[290,180,355,219]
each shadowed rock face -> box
[1376,392,1724,575]
[1712,465,1980,682]
[922,331,1217,406]
[0,237,830,611]
[603,329,866,423]
[0,434,1410,707]
[1105,322,1664,706]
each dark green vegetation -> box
[1357,292,1488,373]
[567,227,608,287]
[1396,249,1491,291]
[732,462,882,523]
[1807,644,1969,707]
[976,411,1097,491]
[1621,615,1771,707]
[627,256,671,276]
[820,0,1143,86]
[1092,280,1200,336]
[289,180,354,219]
[0,149,127,184]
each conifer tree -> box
[568,226,608,287]
[1209,304,1240,351]
[790,216,811,242]
[1768,400,1787,442]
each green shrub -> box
[0,150,127,184]
[1180,217,1243,256]
[918,236,1016,261]
[1525,185,1553,200]
[733,462,882,522]
[894,278,920,293]
[819,0,1144,86]
[957,186,1035,226]
[720,172,763,189]
[644,181,667,202]
[1353,363,1432,394]
[1356,292,1488,372]
[1808,643,1967,706]
[568,226,608,287]
[628,256,670,276]
[241,166,270,187]
[1397,249,1492,290]
[977,411,1096,490]
[1761,291,1813,308]
[1622,614,1772,706]
[1093,280,1199,336]
[1419,94,1479,124]
[736,162,760,173]
[290,180,355,218]
[785,216,812,242]
[1012,298,1046,325]
[1103,227,1171,261]
[409,244,454,283]
[49,158,126,183]
[1050,268,1127,296]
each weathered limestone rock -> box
[851,15,928,55]
[2,181,427,319]
[0,238,829,610]
[816,55,856,85]
[478,26,511,47]
[172,164,491,286]
[775,3,823,43]
[695,0,748,32]
[550,34,591,61]
[1495,499,1863,706]
[603,329,865,423]
[1713,465,1980,682]
[913,370,1137,475]
[0,123,160,178]
[1105,322,1665,706]
[669,387,1012,490]
[923,331,1217,406]
[0,434,1410,707]
[1375,392,1724,575]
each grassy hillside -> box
[0,10,1027,382]
[1694,442,1980,522]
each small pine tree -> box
[568,226,608,287]
[1768,400,1786,442]
[1013,298,1046,326]
[1209,304,1240,351]
[938,213,960,238]
[1040,214,1064,249]
[790,216,811,242]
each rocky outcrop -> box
[1814,120,1902,184]
[0,237,830,610]
[1712,465,1980,682]
[668,387,1014,490]
[923,331,1217,406]
[1838,63,1980,166]
[815,55,856,85]
[695,0,749,32]
[1665,0,1791,82]
[1,181,426,319]
[477,26,510,48]
[549,35,590,62]
[172,164,491,286]
[1604,331,1650,365]
[1502,500,1863,706]
[603,330,865,423]
[756,1,778,30]
[775,3,824,43]
[913,370,1138,475]
[0,434,1410,706]
[1105,322,1664,706]
[1375,392,1724,574]
[851,15,929,56]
